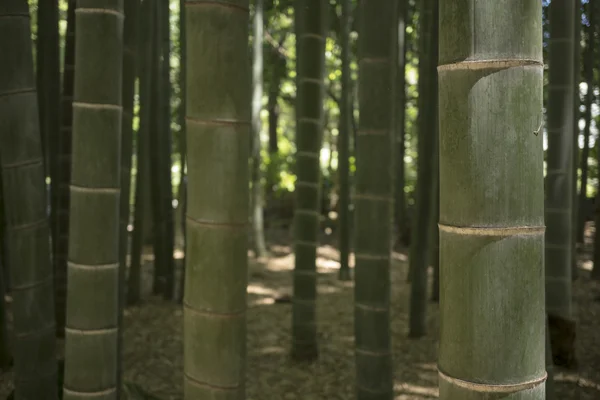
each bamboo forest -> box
[2,0,600,399]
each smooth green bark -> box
[546,0,574,320]
[438,1,545,399]
[354,1,396,398]
[183,1,250,398]
[408,0,438,338]
[251,0,268,259]
[291,0,327,362]
[0,1,58,397]
[55,0,76,337]
[337,0,351,281]
[63,2,124,399]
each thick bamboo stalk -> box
[438,1,546,398]
[291,0,327,362]
[0,1,58,397]
[63,1,123,398]
[182,1,250,398]
[354,0,396,398]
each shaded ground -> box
[1,230,600,399]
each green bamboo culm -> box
[177,0,188,303]
[291,0,327,362]
[251,0,268,259]
[578,1,593,246]
[354,0,396,398]
[128,0,154,306]
[0,1,58,397]
[36,0,60,182]
[545,0,574,321]
[394,0,409,246]
[571,0,582,280]
[408,0,438,337]
[55,0,76,338]
[63,1,124,399]
[118,0,139,393]
[36,0,60,266]
[148,0,175,298]
[183,0,250,398]
[438,1,546,399]
[158,0,175,299]
[337,0,351,281]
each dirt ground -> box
[1,233,600,399]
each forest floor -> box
[1,229,600,399]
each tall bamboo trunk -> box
[158,0,175,299]
[182,0,250,398]
[63,1,124,398]
[572,0,582,280]
[55,0,76,338]
[0,2,58,397]
[177,0,188,303]
[128,0,154,306]
[337,0,352,281]
[545,0,575,348]
[408,0,438,338]
[118,0,139,394]
[438,1,545,398]
[577,1,593,245]
[395,0,409,246]
[291,0,327,362]
[36,0,60,186]
[354,0,396,398]
[251,0,268,258]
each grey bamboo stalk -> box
[55,0,76,337]
[0,1,58,397]
[291,0,327,361]
[354,0,396,398]
[182,0,250,398]
[438,1,546,399]
[408,0,438,337]
[545,0,574,321]
[338,0,351,281]
[62,2,124,399]
[251,0,268,258]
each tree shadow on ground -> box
[1,233,599,399]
